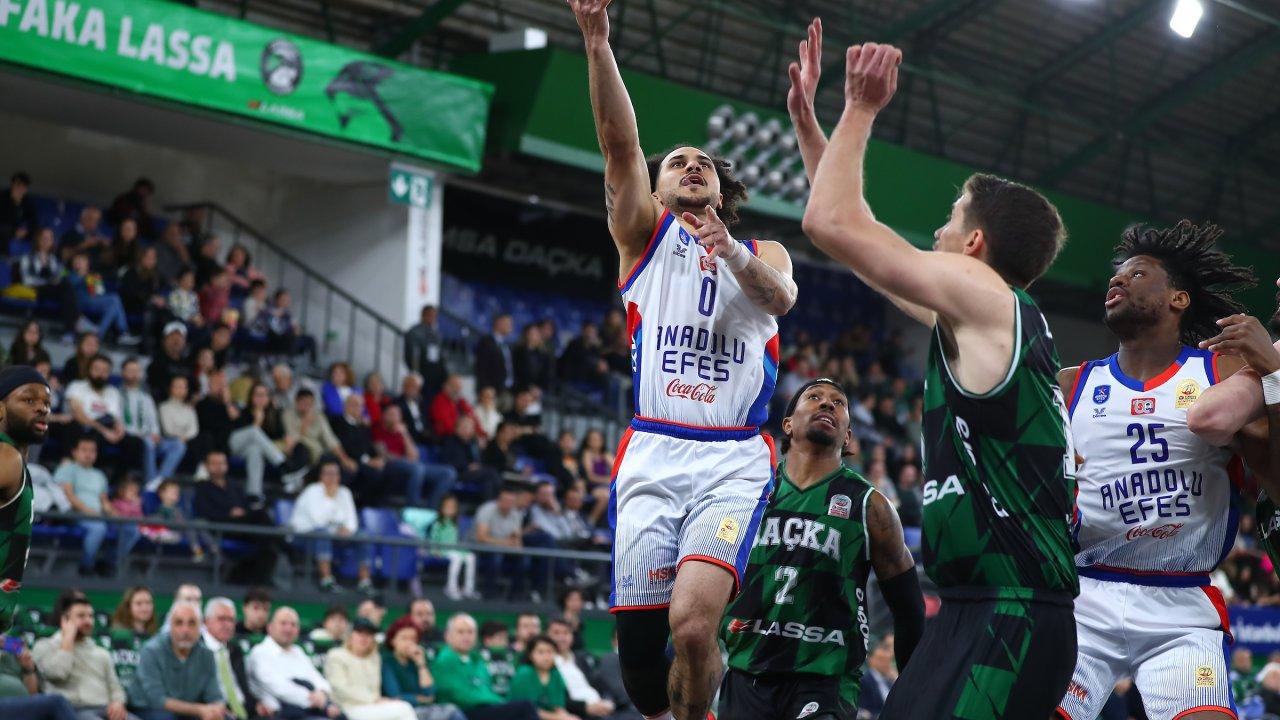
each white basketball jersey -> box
[619,209,779,431]
[1068,347,1241,582]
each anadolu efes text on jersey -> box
[1067,346,1242,581]
[619,210,779,429]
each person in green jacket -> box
[508,636,579,720]
[432,613,537,720]
[379,616,465,720]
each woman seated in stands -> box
[289,458,373,593]
[322,362,358,418]
[577,430,612,527]
[58,330,99,385]
[17,227,79,333]
[364,371,391,427]
[229,381,308,498]
[381,617,466,720]
[118,245,166,339]
[67,252,138,345]
[508,636,578,720]
[325,617,452,720]
[9,319,51,366]
[110,586,158,638]
[223,242,264,302]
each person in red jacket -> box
[373,404,458,508]
[430,375,478,438]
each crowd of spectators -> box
[0,584,642,720]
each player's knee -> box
[616,608,670,670]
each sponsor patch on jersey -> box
[0,579,18,593]
[1125,523,1184,541]
[828,494,852,519]
[1094,385,1111,404]
[698,255,718,274]
[1195,665,1216,687]
[647,566,675,584]
[1131,397,1156,415]
[716,517,740,543]
[797,701,820,718]
[727,618,751,634]
[1175,378,1202,409]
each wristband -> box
[723,242,751,273]
[1263,369,1280,407]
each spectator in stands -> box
[0,171,37,244]
[439,416,500,500]
[557,591,586,652]
[148,323,192,402]
[68,354,146,474]
[428,495,476,601]
[68,253,138,344]
[192,450,278,578]
[866,459,898,508]
[481,422,521,479]
[429,376,477,440]
[554,432,582,486]
[310,606,351,648]
[511,614,541,656]
[195,369,239,455]
[191,349,216,398]
[158,376,201,465]
[0,653,75,719]
[373,404,456,509]
[478,622,514,699]
[154,223,190,286]
[270,364,308,412]
[290,458,373,593]
[198,270,232,328]
[242,281,269,336]
[263,290,314,364]
[473,388,501,443]
[474,314,514,395]
[324,618,422,720]
[230,381,309,497]
[577,431,611,527]
[284,389,352,470]
[111,472,145,521]
[191,235,222,289]
[363,372,390,428]
[119,246,167,340]
[859,635,896,719]
[545,619,612,719]
[380,618,463,720]
[121,358,185,487]
[203,597,267,720]
[433,614,537,720]
[109,218,141,276]
[558,321,607,390]
[406,599,440,649]
[32,594,137,720]
[508,636,574,720]
[223,244,262,302]
[59,436,140,575]
[404,305,447,399]
[61,205,110,268]
[167,268,203,330]
[591,630,637,720]
[153,479,210,562]
[237,589,272,641]
[512,324,555,393]
[108,178,157,240]
[322,363,357,419]
[475,484,533,600]
[331,394,394,507]
[19,227,80,333]
[896,465,923,528]
[395,374,435,448]
[356,598,387,632]
[61,331,100,384]
[178,208,207,253]
[247,607,342,719]
[110,586,158,637]
[9,319,51,366]
[126,601,226,719]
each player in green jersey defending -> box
[792,21,1077,719]
[0,365,52,635]
[720,379,923,720]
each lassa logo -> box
[1125,523,1184,541]
[666,379,717,404]
[1131,398,1156,415]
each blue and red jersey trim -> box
[618,210,674,294]
[630,415,759,442]
[1077,564,1210,588]
[1066,360,1095,419]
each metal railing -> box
[32,511,612,603]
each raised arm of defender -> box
[569,0,660,272]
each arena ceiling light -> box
[706,104,809,204]
[1169,0,1205,38]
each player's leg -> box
[668,560,735,720]
[1055,577,1128,720]
[1130,586,1235,720]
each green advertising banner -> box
[0,0,492,172]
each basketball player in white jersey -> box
[567,2,797,719]
[1055,222,1256,720]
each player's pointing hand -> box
[845,42,902,114]
[684,205,751,272]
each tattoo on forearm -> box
[737,255,796,311]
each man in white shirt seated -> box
[66,353,144,474]
[246,606,347,719]
[546,618,614,718]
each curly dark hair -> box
[1114,220,1256,345]
[646,145,748,227]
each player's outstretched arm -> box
[680,207,796,316]
[785,20,935,327]
[866,491,923,672]
[1190,292,1280,446]
[0,444,21,505]
[801,43,1007,328]
[568,0,659,268]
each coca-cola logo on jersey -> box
[1125,523,1185,541]
[666,379,717,404]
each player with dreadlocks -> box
[1055,221,1256,720]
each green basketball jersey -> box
[723,461,875,705]
[0,431,32,635]
[921,287,1078,600]
[1258,490,1280,572]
